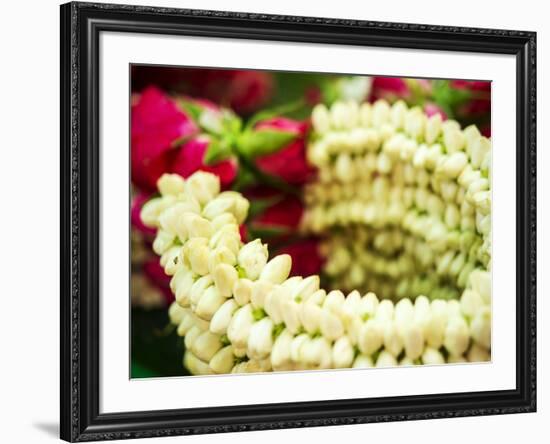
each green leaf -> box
[177,98,204,122]
[203,137,232,165]
[246,99,305,129]
[247,224,291,241]
[247,195,283,219]
[238,128,297,158]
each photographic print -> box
[130,66,492,377]
[61,3,535,440]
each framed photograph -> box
[60,2,536,441]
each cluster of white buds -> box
[304,100,491,299]
[144,170,491,375]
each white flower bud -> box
[168,302,187,325]
[157,174,186,196]
[195,285,225,321]
[185,171,220,205]
[438,152,468,178]
[282,299,302,335]
[176,310,196,336]
[191,330,223,362]
[290,334,309,362]
[238,239,268,280]
[331,336,354,368]
[209,345,235,373]
[391,100,407,129]
[251,280,274,309]
[358,319,383,355]
[422,347,445,365]
[443,127,465,153]
[212,263,238,298]
[259,254,292,284]
[248,318,274,359]
[375,299,394,321]
[335,153,356,183]
[312,104,331,134]
[353,354,374,368]
[140,197,168,228]
[210,299,238,335]
[271,329,293,368]
[470,137,491,169]
[184,325,203,350]
[359,103,372,127]
[383,321,403,357]
[376,350,398,368]
[227,304,254,348]
[320,309,345,341]
[202,197,235,220]
[425,113,442,144]
[161,246,181,276]
[189,275,213,308]
[152,230,175,255]
[208,246,237,275]
[470,306,491,349]
[460,289,483,318]
[233,278,254,306]
[323,290,346,315]
[444,316,470,357]
[425,300,448,348]
[469,269,491,304]
[291,275,320,302]
[211,213,238,232]
[300,301,324,335]
[181,213,214,239]
[184,237,210,276]
[403,322,424,360]
[184,351,214,375]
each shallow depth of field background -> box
[130,66,490,378]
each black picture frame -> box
[60,2,537,442]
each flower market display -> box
[129,68,491,377]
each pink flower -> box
[424,102,447,120]
[170,137,237,187]
[370,76,410,101]
[254,118,315,185]
[131,86,197,191]
[131,193,156,236]
[279,238,324,277]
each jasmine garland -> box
[142,98,492,375]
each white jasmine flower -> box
[227,304,254,348]
[247,318,274,359]
[157,173,186,196]
[238,239,268,280]
[209,346,235,373]
[258,254,292,285]
[210,299,238,335]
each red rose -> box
[254,194,304,230]
[131,86,197,191]
[279,238,324,278]
[254,118,315,185]
[450,80,491,118]
[142,259,174,304]
[171,137,238,188]
[132,67,274,115]
[370,76,410,101]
